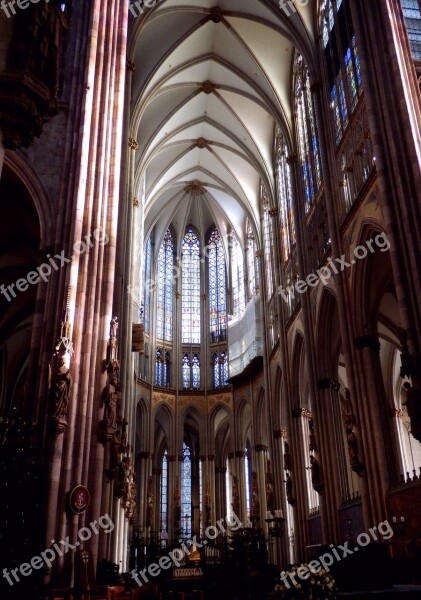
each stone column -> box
[215,466,227,523]
[350,0,421,381]
[353,336,395,522]
[0,129,4,180]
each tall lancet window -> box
[182,227,201,344]
[230,233,246,317]
[212,351,228,388]
[295,55,322,213]
[155,349,170,387]
[160,450,168,533]
[156,228,174,342]
[276,133,296,263]
[182,353,200,389]
[208,227,227,342]
[181,443,192,538]
[262,187,275,299]
[401,0,421,59]
[143,234,152,334]
[246,219,259,297]
[321,0,363,142]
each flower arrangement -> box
[271,565,337,599]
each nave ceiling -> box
[128,0,317,250]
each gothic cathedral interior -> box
[1,1,421,599]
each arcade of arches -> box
[1,0,421,598]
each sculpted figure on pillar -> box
[251,471,260,518]
[124,472,137,523]
[285,473,296,506]
[403,382,421,442]
[231,475,240,516]
[13,0,69,97]
[343,389,364,474]
[49,333,73,434]
[103,375,119,430]
[106,316,119,368]
[283,441,292,471]
[310,455,323,493]
[265,461,274,512]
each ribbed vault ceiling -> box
[129,0,316,248]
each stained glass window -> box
[277,135,296,262]
[321,0,363,143]
[208,228,227,342]
[330,85,342,143]
[160,450,168,533]
[295,56,322,212]
[263,206,275,298]
[230,233,246,317]
[192,354,200,388]
[352,36,362,87]
[182,353,200,389]
[244,445,251,520]
[182,354,190,389]
[212,351,228,388]
[181,443,192,538]
[155,349,170,387]
[246,220,259,297]
[401,0,421,60]
[199,459,203,537]
[143,234,152,334]
[156,228,174,342]
[345,47,358,109]
[182,226,201,344]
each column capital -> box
[318,378,340,391]
[255,444,269,453]
[274,429,287,439]
[310,80,323,93]
[286,154,298,165]
[354,335,381,352]
[208,454,215,461]
[292,408,312,419]
[235,450,246,458]
[167,454,176,462]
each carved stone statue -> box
[283,441,292,471]
[125,472,137,523]
[266,461,274,512]
[103,376,119,430]
[107,316,119,364]
[231,475,240,516]
[285,473,296,506]
[342,389,364,474]
[310,455,323,493]
[13,1,69,97]
[49,337,73,422]
[403,382,421,442]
